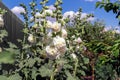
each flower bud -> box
[52,22,61,32]
[44,10,53,16]
[71,53,77,59]
[0,15,4,27]
[32,23,38,28]
[43,6,49,10]
[46,20,52,28]
[61,28,67,38]
[54,2,59,7]
[28,34,35,43]
[74,37,82,44]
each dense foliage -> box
[0,0,120,80]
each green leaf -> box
[25,58,36,67]
[0,51,16,63]
[112,49,119,57]
[83,58,89,64]
[8,74,22,80]
[99,5,104,8]
[79,70,85,76]
[8,42,17,48]
[31,68,37,80]
[65,70,76,80]
[39,66,53,77]
[0,75,8,80]
[23,28,29,33]
[96,2,101,8]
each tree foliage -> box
[96,0,120,24]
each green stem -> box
[73,59,78,77]
[50,74,54,80]
[21,34,26,60]
[50,70,56,80]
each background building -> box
[0,1,24,46]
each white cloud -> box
[115,30,120,34]
[87,17,95,21]
[85,0,95,2]
[103,26,120,33]
[81,13,88,19]
[11,6,25,15]
[63,11,95,22]
[115,26,120,34]
[85,0,102,2]
[63,11,75,19]
[48,5,56,11]
[104,26,113,31]
[30,5,56,23]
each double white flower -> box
[53,36,66,53]
[46,45,59,59]
[46,36,66,59]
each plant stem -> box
[91,60,95,80]
[73,59,78,77]
[50,72,55,80]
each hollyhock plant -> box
[1,0,119,80]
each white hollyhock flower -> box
[52,22,61,32]
[61,28,67,38]
[28,34,35,43]
[71,53,77,59]
[0,15,4,27]
[74,37,82,44]
[53,36,66,54]
[46,45,59,59]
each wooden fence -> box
[0,2,24,46]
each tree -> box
[96,0,120,24]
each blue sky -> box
[1,0,119,28]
